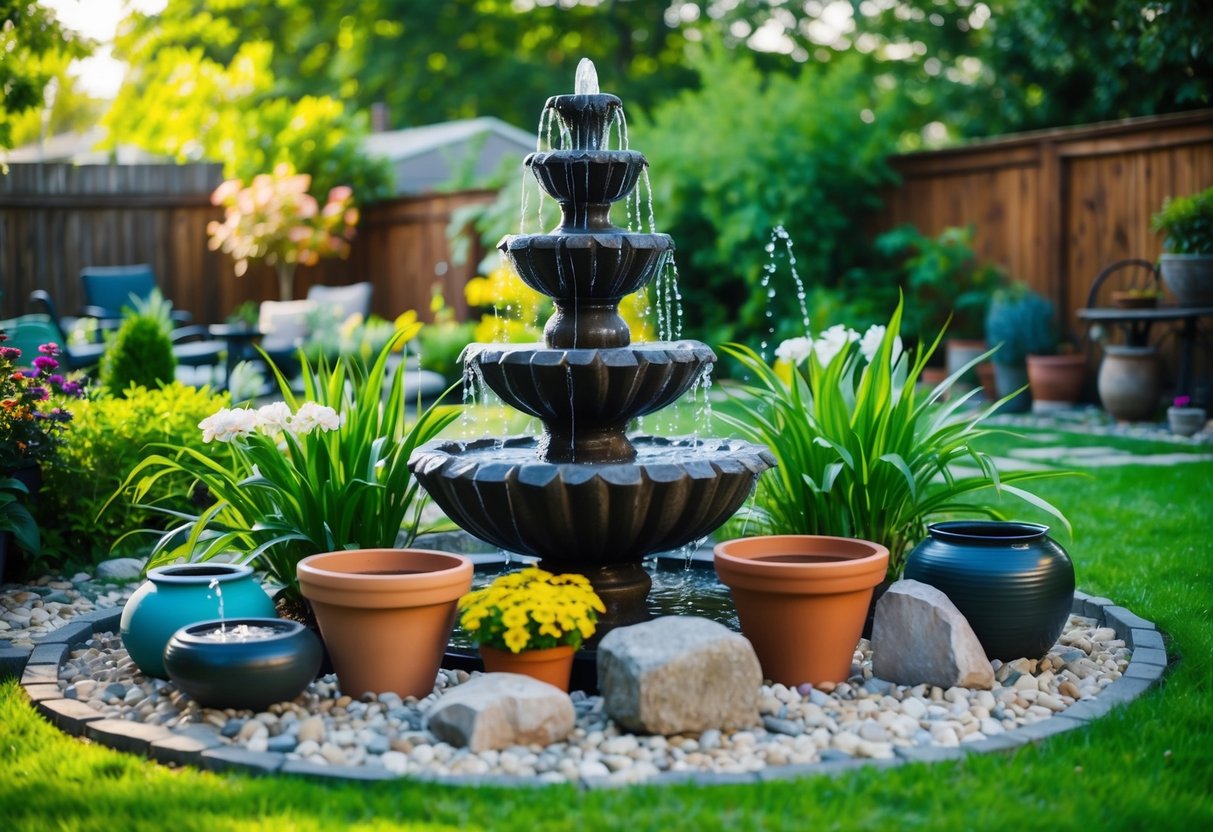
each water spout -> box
[575,58,599,95]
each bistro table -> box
[207,323,263,391]
[1077,305,1213,396]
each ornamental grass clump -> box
[113,326,458,603]
[720,300,1071,578]
[458,567,605,654]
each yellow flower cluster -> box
[458,567,606,654]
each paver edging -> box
[14,590,1168,788]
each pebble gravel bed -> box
[0,573,135,649]
[45,615,1130,785]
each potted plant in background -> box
[1151,186,1213,307]
[1167,395,1208,437]
[207,163,360,302]
[984,281,1056,412]
[871,225,1000,394]
[457,566,605,691]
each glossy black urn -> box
[904,521,1075,661]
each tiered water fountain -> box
[409,60,774,641]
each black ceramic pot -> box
[903,521,1075,661]
[163,617,322,711]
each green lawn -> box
[1,424,1211,831]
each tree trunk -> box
[275,261,297,301]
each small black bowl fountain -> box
[409,60,774,688]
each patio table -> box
[1077,305,1213,396]
[207,324,263,391]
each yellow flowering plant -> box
[458,567,605,654]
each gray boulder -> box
[598,616,762,735]
[425,673,574,752]
[871,580,994,690]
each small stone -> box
[900,697,927,720]
[857,721,889,743]
[762,716,804,737]
[297,715,326,744]
[366,734,390,755]
[1059,680,1081,699]
[267,734,298,753]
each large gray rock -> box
[871,580,994,690]
[424,673,574,752]
[94,557,146,581]
[598,616,762,735]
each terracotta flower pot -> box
[713,535,889,686]
[1026,353,1087,411]
[296,548,473,698]
[479,644,575,691]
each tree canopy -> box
[0,1,90,152]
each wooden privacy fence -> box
[0,164,494,325]
[878,109,1213,392]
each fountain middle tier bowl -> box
[409,436,775,567]
[466,341,715,426]
[499,232,673,300]
[526,149,647,208]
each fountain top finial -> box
[575,58,599,96]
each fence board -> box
[880,109,1213,396]
[0,164,494,329]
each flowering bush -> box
[114,327,459,602]
[720,300,1071,577]
[0,338,85,471]
[458,567,605,653]
[207,163,359,300]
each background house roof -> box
[364,116,534,194]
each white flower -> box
[199,407,260,443]
[859,324,903,365]
[291,401,343,435]
[255,401,293,435]
[775,336,813,366]
[813,325,859,366]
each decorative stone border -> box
[10,589,1168,787]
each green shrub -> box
[100,313,176,395]
[632,44,900,349]
[35,382,231,568]
[985,282,1057,366]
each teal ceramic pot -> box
[904,521,1075,661]
[163,617,322,710]
[120,564,275,679]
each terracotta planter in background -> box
[1026,353,1087,411]
[480,644,575,691]
[714,535,889,687]
[976,362,998,403]
[297,548,473,698]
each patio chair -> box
[256,299,316,380]
[25,291,107,372]
[1082,258,1164,348]
[79,263,192,326]
[0,314,66,370]
[306,282,373,319]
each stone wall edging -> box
[14,590,1169,788]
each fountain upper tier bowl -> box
[409,436,774,567]
[526,149,647,218]
[499,232,673,301]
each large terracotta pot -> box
[904,521,1074,661]
[296,548,473,698]
[480,644,575,691]
[714,535,889,686]
[1160,253,1213,307]
[1027,353,1087,411]
[120,563,276,679]
[1098,345,1161,422]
